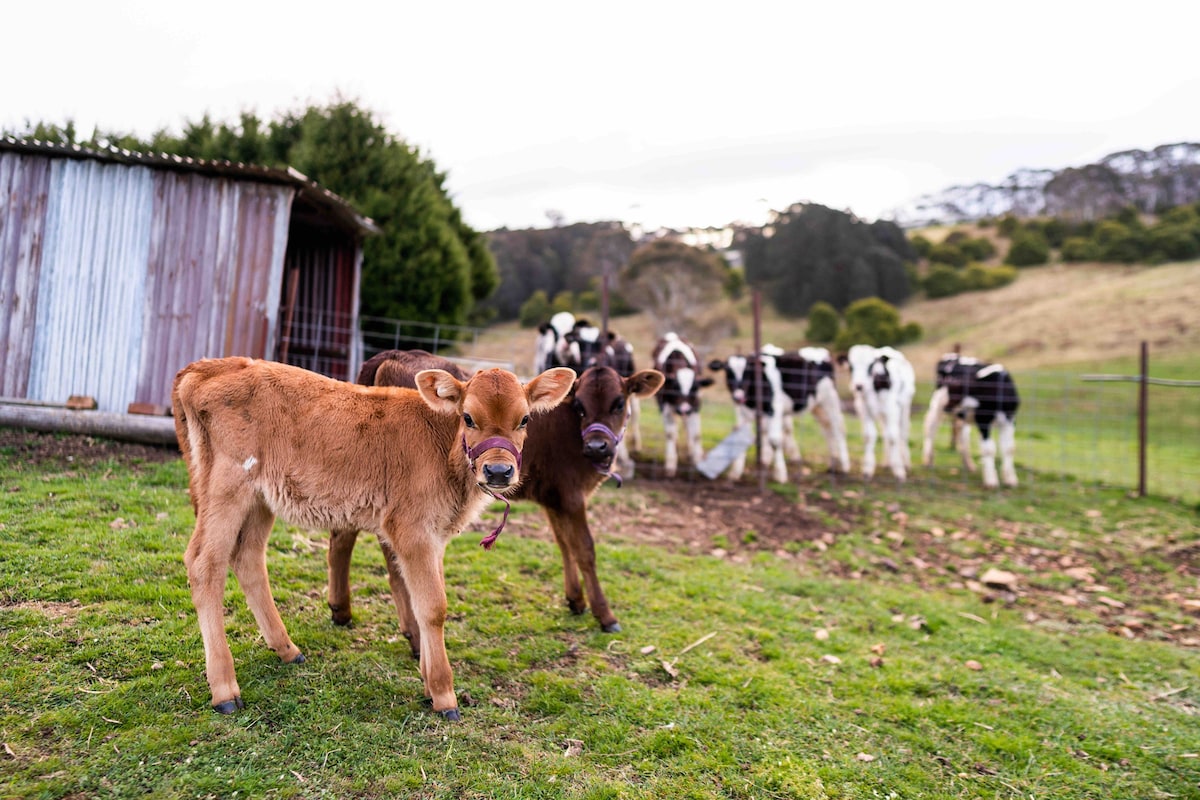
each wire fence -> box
[283,313,1199,505]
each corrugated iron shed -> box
[0,137,377,414]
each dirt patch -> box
[0,429,178,470]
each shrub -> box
[840,297,903,346]
[997,215,1020,237]
[1061,236,1099,262]
[959,237,997,261]
[928,242,968,268]
[900,321,923,343]
[1147,224,1200,262]
[962,264,1017,290]
[1004,231,1050,266]
[909,234,933,259]
[1094,220,1144,263]
[518,290,551,328]
[805,301,840,343]
[922,264,965,298]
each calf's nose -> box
[583,437,612,461]
[482,463,515,485]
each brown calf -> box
[172,357,574,719]
[327,349,664,643]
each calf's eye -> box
[519,415,530,429]
[463,413,476,429]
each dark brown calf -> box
[327,349,664,643]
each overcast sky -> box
[5,1,1198,232]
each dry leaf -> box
[965,660,983,671]
[856,752,876,762]
[661,660,679,678]
[870,643,886,656]
[820,654,842,665]
[980,568,1017,589]
[814,628,830,641]
[563,739,584,757]
[640,645,657,655]
[869,656,885,668]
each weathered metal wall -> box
[135,172,292,407]
[0,152,52,398]
[26,158,155,413]
[0,150,294,412]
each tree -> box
[619,240,736,340]
[15,100,497,328]
[738,204,911,316]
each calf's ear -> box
[698,377,716,388]
[415,369,466,414]
[626,369,666,399]
[526,367,576,412]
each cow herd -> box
[171,313,1020,719]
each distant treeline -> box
[485,205,917,325]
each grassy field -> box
[1,435,1198,799]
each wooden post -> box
[752,290,765,492]
[1138,341,1148,498]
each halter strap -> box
[581,418,626,488]
[461,435,522,549]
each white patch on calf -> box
[242,456,258,472]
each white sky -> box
[5,1,1198,231]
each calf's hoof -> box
[329,606,353,626]
[601,621,622,633]
[439,708,462,721]
[212,696,244,714]
[567,598,588,616]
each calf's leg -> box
[999,415,1018,487]
[545,503,620,632]
[922,386,947,467]
[662,407,679,477]
[327,528,359,625]
[231,503,304,666]
[388,533,458,719]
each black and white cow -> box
[922,353,1020,488]
[534,311,577,374]
[708,346,849,482]
[652,332,713,477]
[838,345,916,481]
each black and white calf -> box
[652,332,713,477]
[838,345,916,481]
[534,311,578,373]
[708,346,849,482]
[922,353,1020,488]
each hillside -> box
[467,260,1200,376]
[892,143,1200,228]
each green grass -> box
[2,445,1199,798]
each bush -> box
[922,264,965,298]
[959,237,997,261]
[1147,224,1200,262]
[1061,236,1098,262]
[840,297,903,346]
[997,215,1020,237]
[1004,231,1050,266]
[909,234,933,259]
[518,290,552,328]
[1094,220,1144,263]
[805,301,840,343]
[928,242,968,267]
[962,264,1017,290]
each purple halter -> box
[581,418,626,488]
[462,435,522,550]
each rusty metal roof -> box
[0,136,379,237]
